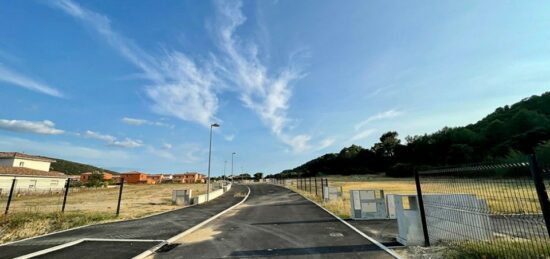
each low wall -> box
[192,183,232,205]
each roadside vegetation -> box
[273,92,550,179]
[0,211,116,243]
[0,183,207,244]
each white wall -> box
[0,176,67,195]
[12,158,51,171]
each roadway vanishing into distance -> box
[0,184,396,259]
[153,184,394,258]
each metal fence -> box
[415,154,550,257]
[272,177,328,199]
[271,154,550,257]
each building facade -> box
[0,152,55,171]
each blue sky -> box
[0,1,549,175]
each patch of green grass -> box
[444,240,550,259]
[0,211,116,244]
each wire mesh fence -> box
[1,179,209,217]
[416,158,550,257]
[270,154,550,257]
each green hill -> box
[46,157,119,175]
[276,91,550,178]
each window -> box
[19,161,24,167]
[29,180,37,189]
[51,180,59,186]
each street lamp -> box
[231,152,236,183]
[207,123,220,202]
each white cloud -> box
[52,0,218,127]
[53,0,317,153]
[317,138,335,151]
[350,129,377,142]
[214,0,308,152]
[83,130,116,143]
[162,143,173,150]
[355,109,403,130]
[0,119,64,135]
[121,117,173,128]
[111,138,143,148]
[83,130,142,148]
[224,134,235,142]
[0,64,63,97]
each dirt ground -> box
[1,183,208,218]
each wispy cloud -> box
[121,117,173,128]
[355,109,403,130]
[214,0,309,152]
[0,64,63,97]
[0,119,64,135]
[83,130,143,148]
[350,129,377,142]
[83,130,115,143]
[52,0,218,127]
[224,134,235,142]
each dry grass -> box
[0,183,208,243]
[287,176,543,218]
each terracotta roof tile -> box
[0,166,66,177]
[0,152,56,163]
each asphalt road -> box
[0,185,248,259]
[153,184,394,259]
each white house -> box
[0,152,67,195]
[0,152,55,171]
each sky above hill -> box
[0,0,549,174]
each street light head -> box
[211,123,220,127]
[232,152,236,155]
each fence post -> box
[116,180,124,216]
[414,169,430,246]
[314,177,318,196]
[61,178,71,213]
[4,178,16,215]
[528,154,550,238]
[309,178,312,193]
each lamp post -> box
[207,123,220,202]
[231,152,236,183]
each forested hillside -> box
[276,92,550,177]
[46,157,119,175]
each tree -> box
[372,131,401,157]
[85,171,106,187]
[254,172,263,181]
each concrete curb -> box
[276,184,402,259]
[132,185,252,259]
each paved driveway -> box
[153,184,396,258]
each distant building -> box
[172,172,206,184]
[120,171,149,184]
[80,172,113,184]
[0,152,55,171]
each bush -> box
[386,163,414,177]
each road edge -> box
[132,185,252,259]
[278,184,402,259]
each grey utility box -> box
[386,194,397,219]
[172,189,192,205]
[350,190,388,220]
[395,194,493,246]
[395,194,424,246]
[323,186,343,201]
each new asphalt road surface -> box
[152,184,395,258]
[0,184,395,258]
[0,185,248,259]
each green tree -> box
[85,171,106,188]
[372,131,401,157]
[254,172,263,181]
